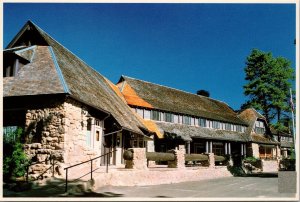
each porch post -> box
[210,141,213,153]
[206,141,209,153]
[186,141,191,154]
[241,144,244,156]
[244,144,247,157]
[225,142,228,155]
[228,142,231,155]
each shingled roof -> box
[238,108,279,145]
[4,21,147,135]
[156,122,247,142]
[117,76,247,126]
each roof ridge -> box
[30,21,105,78]
[122,75,233,109]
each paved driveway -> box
[3,174,297,199]
[95,175,296,199]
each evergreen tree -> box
[243,49,294,128]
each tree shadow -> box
[3,178,123,198]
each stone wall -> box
[251,143,260,158]
[24,98,99,180]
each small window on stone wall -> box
[96,131,100,141]
[86,118,92,147]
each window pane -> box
[174,114,179,123]
[144,109,151,120]
[86,131,91,147]
[165,112,173,123]
[151,110,160,121]
[199,118,206,127]
[3,126,18,143]
[183,116,191,125]
[191,117,195,126]
[137,108,143,118]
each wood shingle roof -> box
[118,75,247,126]
[4,21,147,135]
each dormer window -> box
[255,120,266,134]
[4,58,20,77]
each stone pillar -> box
[251,143,260,158]
[168,145,186,169]
[146,136,156,167]
[208,153,215,168]
[125,148,148,170]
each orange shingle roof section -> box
[120,82,153,109]
[142,120,164,139]
[105,78,127,103]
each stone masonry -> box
[168,145,186,169]
[24,98,99,180]
[125,148,148,170]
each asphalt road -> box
[95,175,296,199]
[3,174,297,199]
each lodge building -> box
[3,21,283,178]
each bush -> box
[243,156,259,163]
[3,128,30,181]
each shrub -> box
[3,128,29,181]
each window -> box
[199,118,206,128]
[191,117,195,126]
[160,112,165,121]
[207,120,213,128]
[178,115,183,124]
[144,109,151,120]
[151,110,160,121]
[225,123,231,131]
[281,136,286,141]
[212,121,220,129]
[183,116,191,125]
[86,119,92,147]
[96,131,100,141]
[174,114,179,123]
[194,143,205,154]
[255,120,265,134]
[3,126,18,143]
[95,119,101,126]
[136,108,144,118]
[212,142,224,156]
[236,125,242,132]
[164,112,174,123]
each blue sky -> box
[3,3,296,110]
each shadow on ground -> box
[3,178,123,198]
[240,172,278,178]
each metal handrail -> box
[25,155,57,182]
[64,149,116,192]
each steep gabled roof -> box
[238,108,279,145]
[4,21,147,135]
[117,75,247,126]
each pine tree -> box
[243,49,294,128]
